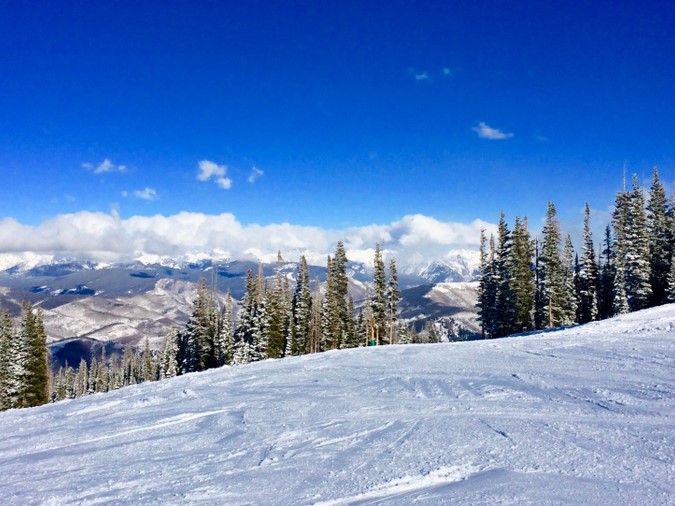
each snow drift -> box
[0,305,673,505]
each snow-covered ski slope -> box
[1,306,674,505]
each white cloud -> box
[415,72,429,81]
[248,166,264,183]
[216,177,232,190]
[197,160,232,189]
[0,212,496,270]
[83,159,127,174]
[133,187,158,201]
[441,67,454,77]
[472,122,514,140]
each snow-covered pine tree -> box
[598,225,616,319]
[75,357,88,397]
[218,291,235,365]
[539,202,566,328]
[371,244,387,344]
[613,176,652,311]
[647,167,672,306]
[290,256,312,355]
[324,242,348,350]
[577,203,599,323]
[561,234,578,325]
[494,213,516,337]
[308,282,323,353]
[141,337,154,382]
[184,278,219,372]
[12,304,50,408]
[511,217,534,332]
[477,230,498,337]
[159,329,179,379]
[387,258,401,344]
[342,295,359,348]
[265,252,288,359]
[0,309,13,410]
[233,269,256,364]
[667,253,675,302]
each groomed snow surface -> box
[1,306,674,505]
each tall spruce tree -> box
[182,278,218,372]
[324,242,348,349]
[479,234,499,337]
[266,252,288,359]
[494,213,516,337]
[614,176,652,311]
[561,234,578,325]
[0,309,13,410]
[371,244,387,344]
[539,202,565,327]
[647,167,672,306]
[598,225,616,319]
[387,258,401,344]
[233,269,259,364]
[290,256,312,355]
[511,217,534,332]
[577,203,599,323]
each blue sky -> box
[0,1,674,263]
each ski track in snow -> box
[0,305,674,504]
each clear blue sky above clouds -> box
[1,0,673,238]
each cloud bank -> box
[0,212,495,271]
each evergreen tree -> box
[477,230,498,337]
[533,239,546,330]
[614,176,652,311]
[387,259,401,344]
[265,252,288,359]
[539,202,566,327]
[371,244,387,344]
[560,234,578,325]
[0,309,13,410]
[290,256,312,355]
[647,167,672,306]
[324,242,348,349]
[160,329,179,379]
[141,337,154,382]
[511,217,534,332]
[75,358,89,397]
[577,203,599,323]
[667,253,675,302]
[218,291,235,365]
[343,296,359,348]
[13,304,50,408]
[598,226,616,319]
[494,212,516,337]
[233,269,260,364]
[308,282,323,353]
[183,278,218,372]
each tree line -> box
[477,168,675,338]
[4,243,448,410]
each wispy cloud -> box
[197,160,232,190]
[248,166,264,183]
[441,67,454,77]
[133,187,158,200]
[415,71,429,81]
[472,122,514,140]
[83,159,127,174]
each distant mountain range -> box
[0,251,481,366]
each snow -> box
[1,305,674,505]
